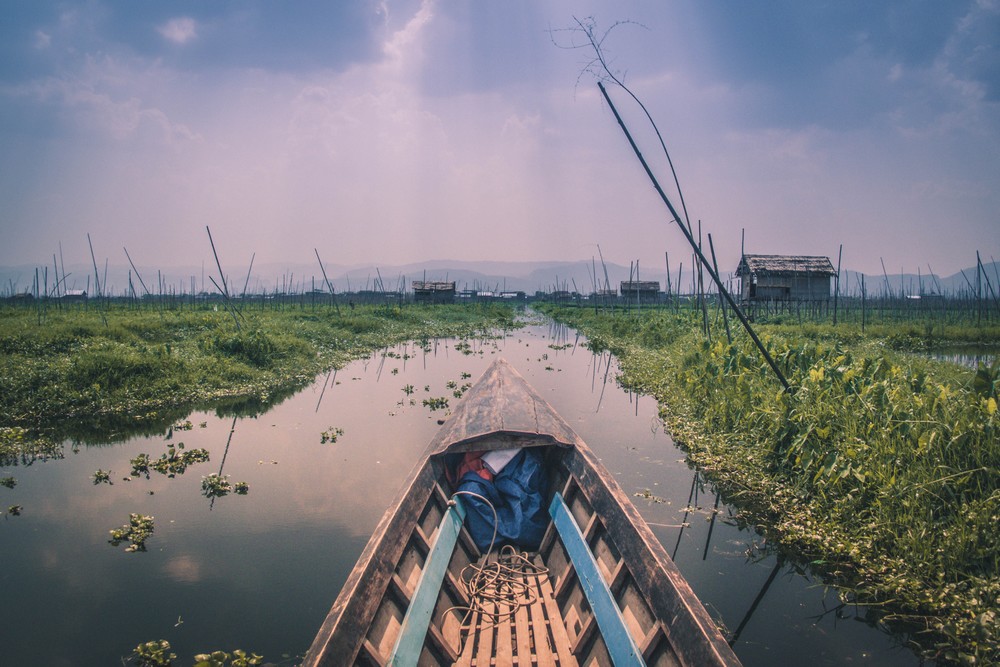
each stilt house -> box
[412,281,456,304]
[619,281,661,300]
[736,254,836,302]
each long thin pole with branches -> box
[596,80,790,392]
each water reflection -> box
[921,346,997,369]
[0,321,922,666]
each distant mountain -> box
[839,261,1000,298]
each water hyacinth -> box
[539,303,999,664]
[108,513,154,553]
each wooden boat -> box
[304,358,742,667]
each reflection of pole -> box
[315,368,337,413]
[672,471,699,560]
[729,559,783,646]
[702,493,721,560]
[596,352,611,413]
[210,415,238,511]
[376,348,387,382]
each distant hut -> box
[736,254,836,302]
[412,281,456,304]
[619,281,660,301]
[62,289,88,303]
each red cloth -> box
[454,451,494,483]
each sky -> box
[1,0,998,286]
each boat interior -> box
[356,437,684,666]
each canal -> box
[0,319,920,665]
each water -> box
[0,321,920,666]
[923,346,996,369]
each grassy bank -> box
[0,302,520,440]
[539,304,998,665]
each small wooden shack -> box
[737,254,836,302]
[412,281,456,304]
[619,281,660,300]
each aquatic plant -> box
[130,444,210,479]
[201,474,248,498]
[129,639,175,666]
[541,303,999,663]
[1,476,15,489]
[422,396,449,411]
[108,513,154,552]
[320,427,344,444]
[193,649,264,667]
[92,469,112,485]
[0,426,62,466]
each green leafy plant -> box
[92,469,112,485]
[422,396,449,411]
[130,444,210,479]
[201,474,248,499]
[193,649,264,667]
[109,513,154,552]
[320,427,344,444]
[130,639,176,666]
[539,302,1000,663]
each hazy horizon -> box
[3,2,998,280]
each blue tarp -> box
[455,448,548,553]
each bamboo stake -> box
[708,234,731,343]
[597,81,790,391]
[241,253,256,300]
[314,249,341,315]
[123,247,151,296]
[833,244,842,325]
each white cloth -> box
[481,448,521,475]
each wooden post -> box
[833,244,842,326]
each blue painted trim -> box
[549,492,645,667]
[388,497,466,666]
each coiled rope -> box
[444,492,550,655]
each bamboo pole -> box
[597,81,790,391]
[833,244,842,325]
[708,234,732,343]
[314,249,341,315]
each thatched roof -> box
[736,254,836,277]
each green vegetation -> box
[108,513,155,552]
[129,640,176,666]
[539,303,999,665]
[320,426,344,444]
[129,444,211,479]
[200,473,248,499]
[0,303,519,442]
[422,396,450,411]
[0,426,62,466]
[129,641,263,667]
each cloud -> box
[34,30,51,49]
[158,17,197,45]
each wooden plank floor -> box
[454,554,577,666]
